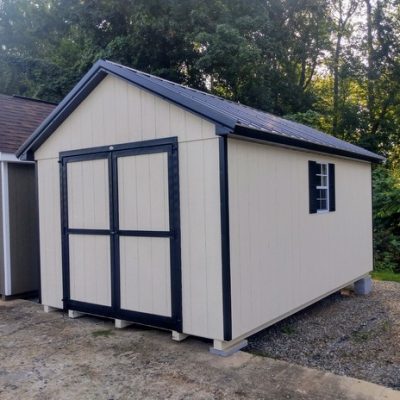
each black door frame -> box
[59,137,182,332]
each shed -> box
[0,94,56,300]
[17,60,383,354]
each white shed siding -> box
[35,76,215,160]
[120,236,171,317]
[35,75,223,339]
[228,139,372,339]
[117,152,169,231]
[37,159,63,308]
[69,234,111,306]
[67,159,110,230]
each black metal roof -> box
[17,59,384,162]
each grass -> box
[280,324,296,335]
[351,330,372,343]
[91,329,114,338]
[371,270,400,283]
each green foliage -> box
[1,0,400,272]
[372,165,400,272]
[371,270,400,283]
[91,329,114,338]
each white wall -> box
[35,75,224,340]
[228,139,373,339]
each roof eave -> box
[17,59,237,160]
[228,125,385,164]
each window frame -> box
[308,160,335,214]
[315,162,329,213]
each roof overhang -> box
[226,125,385,163]
[0,152,34,163]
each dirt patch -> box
[246,280,400,390]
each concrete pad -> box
[0,299,399,400]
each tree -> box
[329,0,360,136]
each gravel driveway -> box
[246,280,400,390]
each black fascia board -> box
[229,125,385,164]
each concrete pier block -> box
[354,276,372,295]
[210,338,248,357]
[115,319,132,329]
[68,310,84,319]
[43,305,58,313]
[172,331,188,342]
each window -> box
[316,163,329,212]
[308,161,335,214]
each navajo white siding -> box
[67,159,109,230]
[228,139,373,339]
[37,159,63,308]
[120,236,171,317]
[118,152,171,317]
[35,76,215,160]
[69,234,111,306]
[35,75,223,339]
[117,153,169,231]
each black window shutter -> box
[329,163,336,211]
[308,161,318,214]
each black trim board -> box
[68,300,178,330]
[59,137,178,158]
[219,136,232,341]
[59,137,182,332]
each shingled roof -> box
[0,94,56,154]
[17,60,384,162]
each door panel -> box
[67,159,109,229]
[117,152,169,231]
[69,234,111,306]
[120,236,171,317]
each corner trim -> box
[1,162,11,296]
[219,137,232,341]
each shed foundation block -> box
[43,305,58,313]
[354,276,372,295]
[115,319,132,329]
[68,310,84,319]
[210,338,248,357]
[172,331,188,342]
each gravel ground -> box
[3,300,400,399]
[246,280,400,390]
